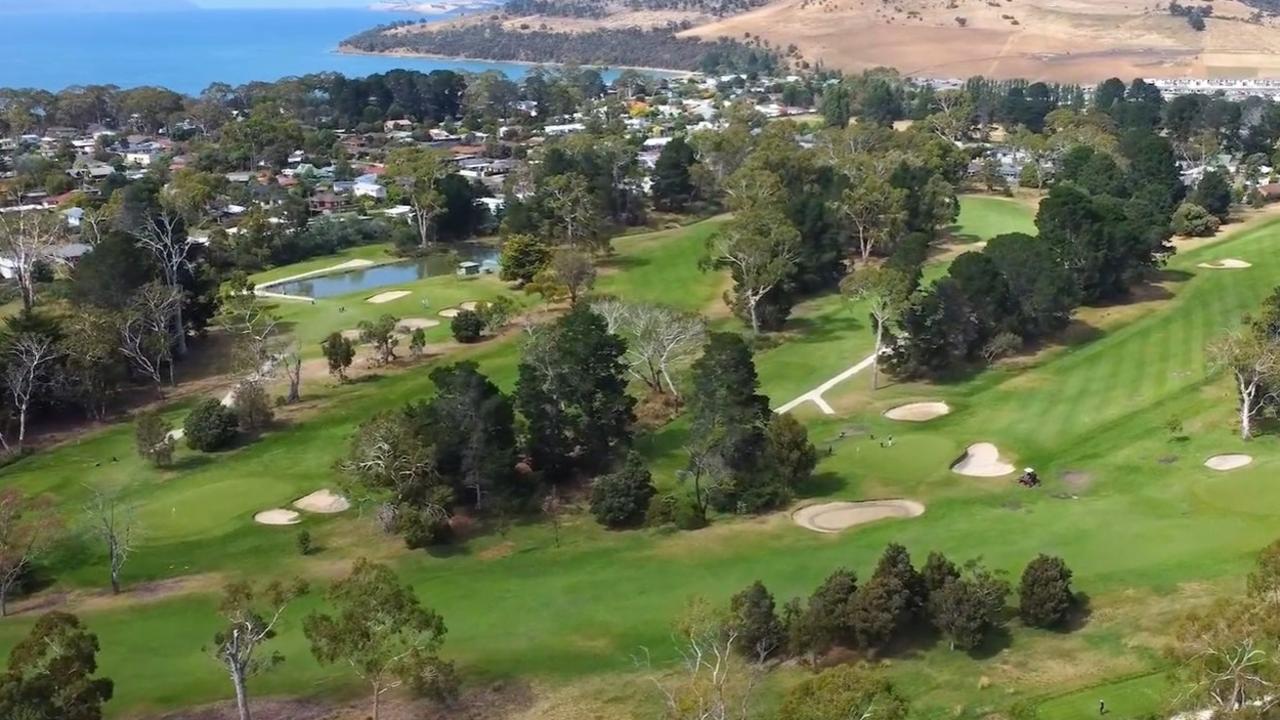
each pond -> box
[264,247,500,299]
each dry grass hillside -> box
[682,0,1280,81]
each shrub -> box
[589,452,657,528]
[1018,554,1075,628]
[983,331,1023,362]
[134,410,173,467]
[673,498,708,530]
[729,581,786,660]
[398,505,454,549]
[450,310,485,343]
[409,328,427,356]
[645,493,678,527]
[233,379,274,434]
[296,530,314,556]
[184,399,239,452]
[765,414,817,489]
[778,665,908,720]
[1170,202,1220,237]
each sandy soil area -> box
[438,307,462,318]
[460,301,480,311]
[254,509,302,526]
[952,442,1016,477]
[884,401,951,422]
[367,290,411,304]
[1205,454,1253,471]
[792,500,925,533]
[1197,259,1253,269]
[397,317,442,331]
[293,489,352,514]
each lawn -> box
[6,202,1276,719]
[950,193,1038,243]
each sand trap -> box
[292,489,351,514]
[367,290,410,304]
[1198,259,1252,269]
[165,428,184,442]
[792,500,925,533]
[952,442,1016,477]
[340,329,363,341]
[1205,454,1254,471]
[254,509,301,526]
[438,307,461,318]
[460,301,480,311]
[396,317,441,331]
[884,401,951,422]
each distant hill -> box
[0,0,198,12]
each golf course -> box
[1,193,1275,719]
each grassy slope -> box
[2,202,1272,718]
[950,194,1038,243]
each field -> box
[3,196,1280,718]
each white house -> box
[353,180,387,200]
[124,150,158,167]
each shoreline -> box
[335,45,696,78]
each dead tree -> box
[0,210,64,311]
[131,205,198,355]
[84,488,137,595]
[3,333,59,451]
[0,490,59,617]
[119,283,183,387]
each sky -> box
[193,0,373,6]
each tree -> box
[386,147,450,249]
[476,295,517,334]
[921,551,960,597]
[184,398,239,452]
[84,489,137,595]
[304,559,455,720]
[130,203,197,355]
[821,84,852,128]
[1191,169,1233,221]
[359,315,400,366]
[0,489,58,617]
[209,580,308,720]
[648,596,762,720]
[589,451,656,528]
[1018,554,1075,629]
[928,562,1010,651]
[800,568,858,655]
[233,379,273,435]
[0,611,114,720]
[1171,597,1279,717]
[1171,201,1220,237]
[59,313,128,420]
[729,581,785,661]
[498,233,552,285]
[592,299,706,397]
[841,266,913,390]
[2,332,59,451]
[515,306,634,478]
[708,206,799,334]
[134,410,173,467]
[652,136,697,211]
[450,310,485,343]
[849,544,925,649]
[0,210,65,311]
[321,332,355,381]
[1208,323,1280,440]
[764,413,816,490]
[833,172,907,262]
[118,282,182,387]
[342,411,451,521]
[777,665,908,720]
[546,248,597,305]
[984,233,1079,340]
[542,172,601,251]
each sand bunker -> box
[397,317,441,331]
[254,509,301,526]
[339,329,363,341]
[460,301,480,311]
[792,500,925,533]
[952,442,1016,477]
[438,307,461,318]
[1205,454,1254,471]
[292,489,351,514]
[884,401,951,422]
[165,428,184,442]
[367,290,410,304]
[1198,259,1252,269]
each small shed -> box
[456,261,482,278]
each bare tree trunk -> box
[1239,375,1257,441]
[16,401,27,450]
[872,318,884,391]
[371,684,381,720]
[173,302,187,356]
[232,668,252,720]
[747,301,760,335]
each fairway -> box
[4,207,1280,719]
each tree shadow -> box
[1060,591,1094,633]
[169,454,216,472]
[794,471,847,498]
[966,623,1014,659]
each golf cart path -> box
[775,352,876,415]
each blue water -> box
[266,248,499,299]
[0,9,615,93]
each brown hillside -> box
[682,0,1280,81]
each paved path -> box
[774,353,877,415]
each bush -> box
[589,452,657,528]
[450,310,485,343]
[1170,202,1220,237]
[645,493,678,527]
[673,497,708,530]
[398,505,454,549]
[778,665,909,720]
[184,399,239,452]
[134,410,173,467]
[982,331,1023,362]
[233,379,274,434]
[296,530,313,556]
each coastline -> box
[335,44,697,78]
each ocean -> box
[0,8,612,94]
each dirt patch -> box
[1197,258,1252,269]
[367,290,411,304]
[254,509,301,525]
[339,329,363,341]
[884,401,951,422]
[792,500,925,533]
[1061,470,1093,492]
[11,573,225,617]
[293,489,351,514]
[952,442,1016,478]
[1205,453,1253,471]
[477,541,517,561]
[397,317,441,331]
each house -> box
[309,192,349,215]
[353,180,386,200]
[287,150,306,165]
[1,241,92,279]
[544,123,586,137]
[124,149,160,167]
[62,207,84,228]
[384,119,414,133]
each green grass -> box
[7,203,1277,719]
[950,194,1038,243]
